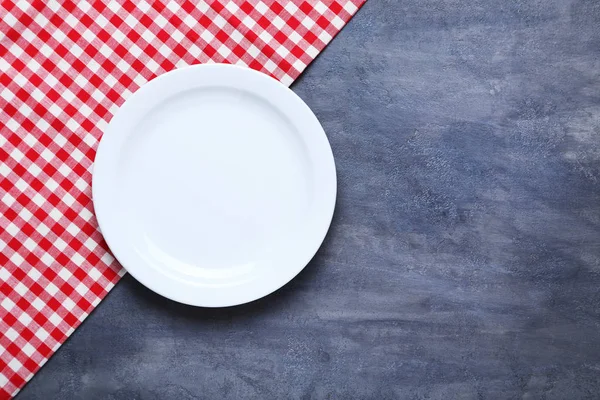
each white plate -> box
[92,64,336,307]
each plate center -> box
[118,87,312,276]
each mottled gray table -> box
[18,0,600,399]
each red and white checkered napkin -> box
[0,1,364,397]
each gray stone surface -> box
[16,0,600,398]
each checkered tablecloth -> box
[0,1,364,397]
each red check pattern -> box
[0,1,364,397]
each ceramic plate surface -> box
[93,64,336,307]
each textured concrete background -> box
[17,0,600,398]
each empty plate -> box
[92,64,336,307]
